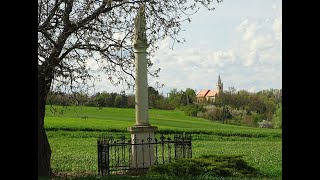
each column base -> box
[127,125,158,172]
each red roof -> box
[206,90,217,97]
[196,90,210,97]
[197,90,218,97]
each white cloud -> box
[233,14,282,67]
[272,16,282,42]
[238,19,257,41]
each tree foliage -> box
[181,88,196,105]
[148,86,161,108]
[168,88,183,107]
[272,103,282,129]
[39,0,222,92]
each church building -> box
[196,75,223,103]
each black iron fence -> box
[97,133,192,175]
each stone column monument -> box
[127,4,158,172]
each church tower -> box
[216,74,223,95]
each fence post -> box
[182,134,185,158]
[155,138,158,164]
[147,136,152,167]
[189,134,192,158]
[97,138,101,175]
[106,138,110,175]
[168,137,172,163]
[161,134,165,164]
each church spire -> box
[216,74,223,95]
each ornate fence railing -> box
[97,133,192,175]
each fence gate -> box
[97,133,192,175]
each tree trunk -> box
[38,74,53,176]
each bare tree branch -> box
[38,0,63,30]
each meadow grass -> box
[45,105,282,179]
[45,105,281,138]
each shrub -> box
[229,108,247,118]
[155,99,175,110]
[252,112,264,125]
[149,159,209,177]
[196,111,205,118]
[258,120,273,128]
[183,104,204,117]
[148,155,261,178]
[241,115,256,127]
[202,106,224,121]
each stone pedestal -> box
[128,126,158,172]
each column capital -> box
[133,41,149,51]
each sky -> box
[91,0,282,95]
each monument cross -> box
[128,4,158,173]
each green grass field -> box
[45,105,282,179]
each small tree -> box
[168,88,183,108]
[184,88,197,104]
[148,86,161,109]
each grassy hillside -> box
[45,105,281,137]
[44,105,282,179]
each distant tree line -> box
[46,87,282,129]
[46,86,182,110]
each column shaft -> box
[134,48,149,126]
